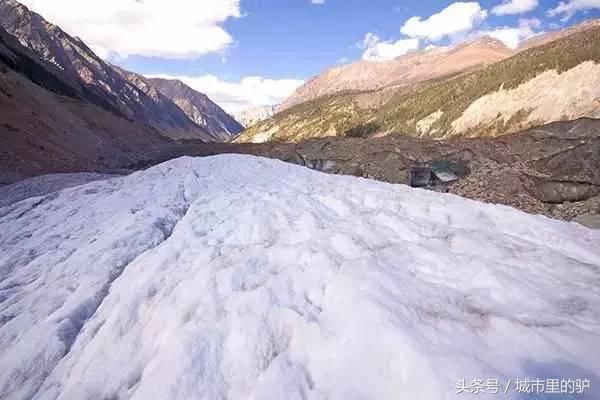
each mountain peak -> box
[459,35,509,49]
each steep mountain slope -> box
[148,77,243,141]
[234,105,276,128]
[237,26,600,143]
[278,36,513,111]
[374,26,600,139]
[111,67,214,141]
[0,25,175,184]
[0,24,80,98]
[0,0,212,141]
[1,155,599,400]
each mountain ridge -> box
[518,18,600,50]
[278,35,513,112]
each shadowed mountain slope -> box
[0,25,176,184]
[0,0,215,141]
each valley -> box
[1,1,599,399]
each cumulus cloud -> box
[19,0,241,59]
[400,2,488,41]
[146,74,304,114]
[548,0,600,20]
[360,33,420,61]
[492,0,538,15]
[477,18,542,48]
[311,0,325,4]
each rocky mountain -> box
[0,0,214,141]
[147,77,243,141]
[0,25,175,184]
[111,66,219,141]
[111,67,226,141]
[278,36,513,112]
[234,105,276,128]
[237,23,600,143]
[0,23,78,99]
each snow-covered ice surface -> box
[1,155,599,400]
[0,172,114,209]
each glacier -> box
[0,154,599,400]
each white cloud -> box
[425,44,446,51]
[19,0,241,59]
[359,32,382,49]
[146,74,304,114]
[311,0,325,4]
[492,0,538,15]
[360,33,420,62]
[477,18,542,48]
[548,0,600,20]
[400,2,488,41]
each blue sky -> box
[20,0,600,113]
[117,0,597,81]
